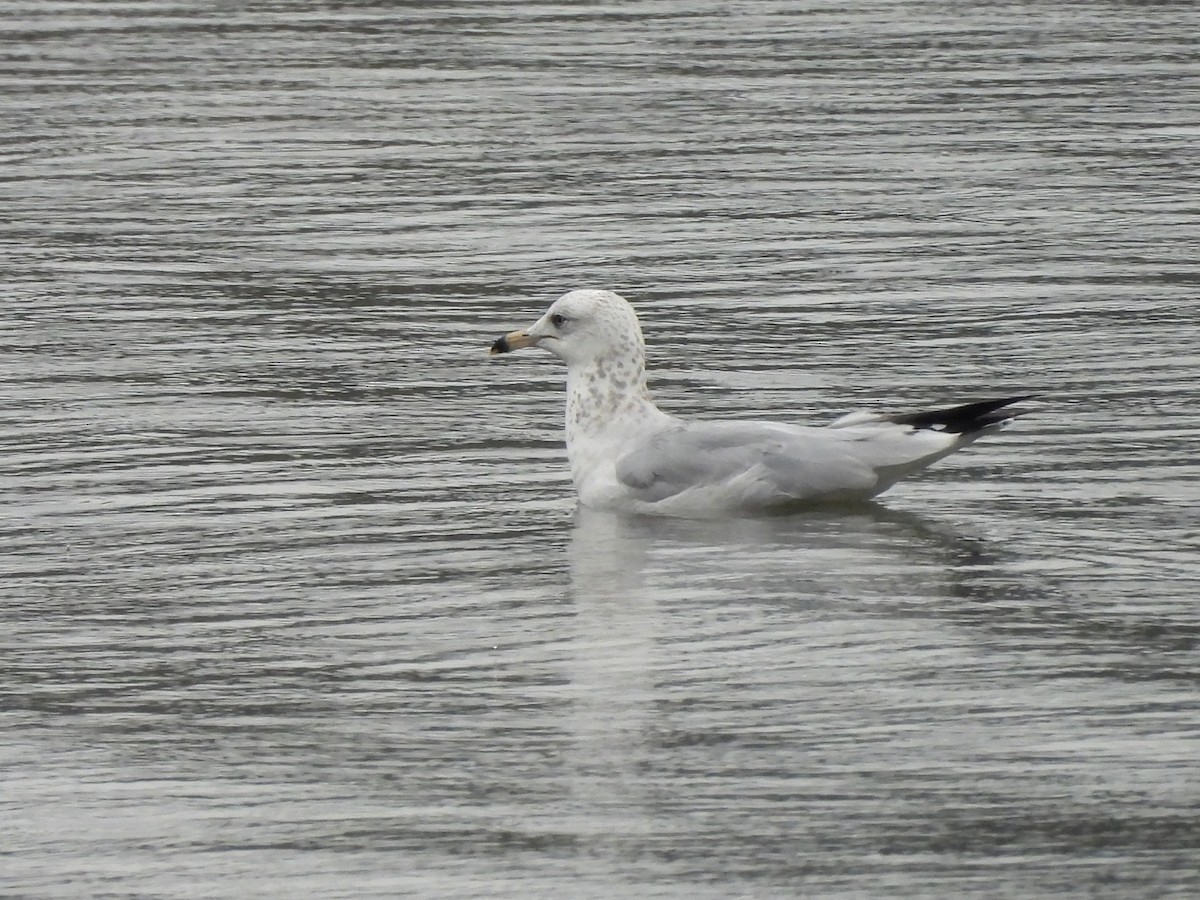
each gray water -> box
[3,2,1199,897]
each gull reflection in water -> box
[557,504,1002,850]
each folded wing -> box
[614,396,1033,509]
[614,421,879,506]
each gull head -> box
[490,289,646,369]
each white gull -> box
[490,289,1031,517]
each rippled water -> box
[3,1,1199,896]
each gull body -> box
[491,289,1030,517]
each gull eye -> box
[550,313,567,328]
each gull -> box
[490,289,1032,517]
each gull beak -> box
[489,329,541,356]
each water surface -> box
[3,1,1199,897]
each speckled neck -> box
[563,351,669,485]
[566,348,649,423]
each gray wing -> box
[613,421,879,505]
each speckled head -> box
[489,289,646,370]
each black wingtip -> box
[889,395,1037,434]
